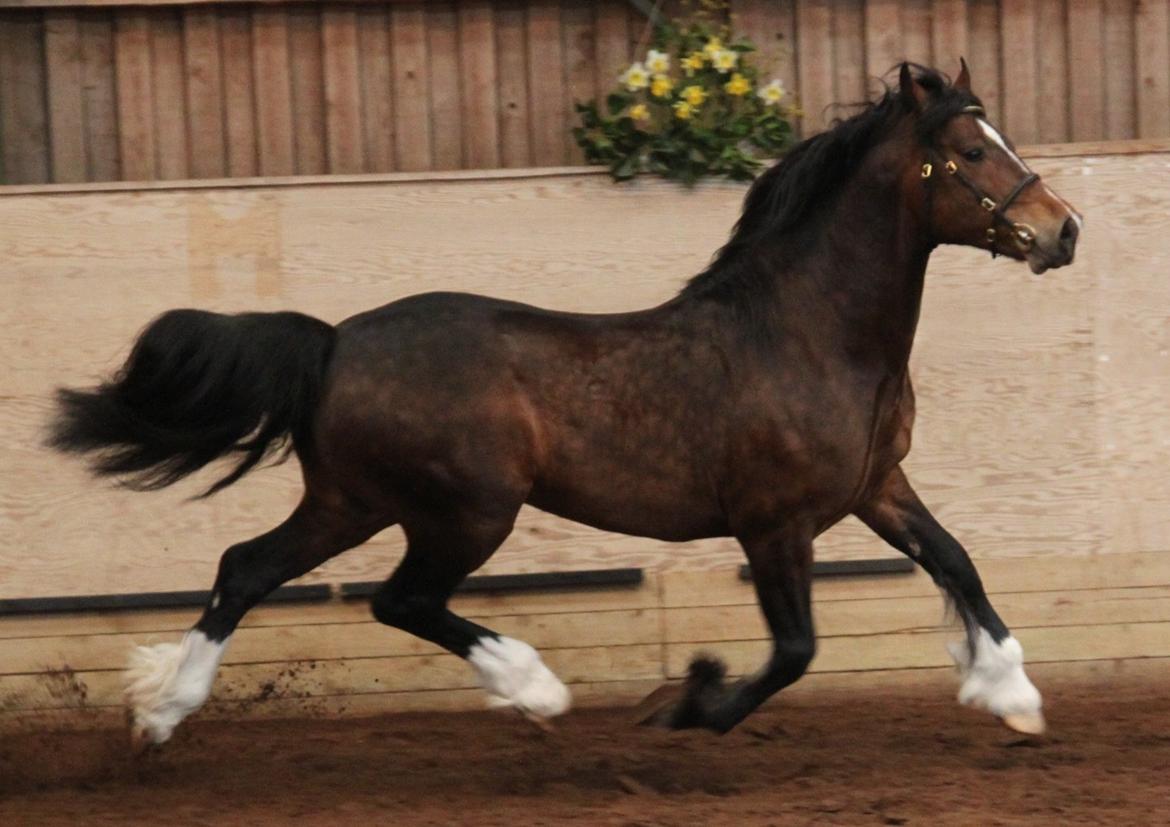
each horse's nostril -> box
[1060,216,1079,246]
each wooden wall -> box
[3,1,1170,184]
[2,142,1168,603]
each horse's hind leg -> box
[855,466,1044,734]
[370,513,570,722]
[127,496,383,745]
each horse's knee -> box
[370,587,440,633]
[769,636,815,686]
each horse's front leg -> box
[855,465,1045,734]
[647,529,815,734]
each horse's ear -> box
[898,62,929,111]
[955,57,971,91]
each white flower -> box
[712,49,739,73]
[645,49,670,74]
[758,79,786,105]
[620,61,650,92]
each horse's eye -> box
[962,148,985,162]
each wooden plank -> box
[390,3,431,171]
[427,1,462,169]
[0,11,49,184]
[526,0,565,165]
[219,7,257,177]
[1034,0,1069,143]
[321,5,364,173]
[1102,0,1137,140]
[287,5,326,175]
[560,0,593,165]
[795,0,832,133]
[900,0,931,63]
[357,4,394,172]
[667,621,1170,678]
[251,6,295,176]
[112,10,155,181]
[150,9,189,180]
[965,0,1002,124]
[1135,0,1170,137]
[863,0,902,85]
[181,6,225,179]
[593,0,629,94]
[1067,0,1105,141]
[929,0,967,72]
[43,11,87,183]
[77,10,119,181]
[731,0,797,101]
[457,0,500,168]
[494,0,530,168]
[830,0,865,107]
[663,587,1170,645]
[999,0,1039,144]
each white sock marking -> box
[468,635,571,719]
[125,630,228,744]
[947,628,1042,718]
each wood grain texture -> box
[1067,0,1105,142]
[150,9,189,180]
[77,10,120,181]
[390,2,432,171]
[965,0,1002,124]
[252,6,296,176]
[526,0,565,165]
[287,5,327,175]
[0,11,49,184]
[357,3,394,172]
[1135,0,1170,137]
[43,11,87,183]
[181,6,225,179]
[1000,0,1039,144]
[1034,0,1069,144]
[458,0,500,168]
[112,10,155,181]
[322,5,364,174]
[1102,0,1137,140]
[795,0,832,132]
[220,8,258,177]
[495,0,531,168]
[2,148,1168,600]
[427,1,462,169]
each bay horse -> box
[50,62,1080,745]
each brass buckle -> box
[921,163,933,179]
[980,197,997,211]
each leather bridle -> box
[921,105,1041,256]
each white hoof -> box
[468,636,571,720]
[948,629,1043,730]
[125,631,227,745]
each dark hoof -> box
[638,655,729,731]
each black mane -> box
[683,65,982,300]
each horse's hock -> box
[1,143,1168,726]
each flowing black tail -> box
[49,308,336,496]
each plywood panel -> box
[182,6,226,179]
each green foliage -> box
[572,13,797,186]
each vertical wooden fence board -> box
[390,3,431,171]
[220,8,258,177]
[526,0,565,165]
[900,0,932,63]
[594,0,630,93]
[113,11,156,181]
[44,11,87,184]
[795,0,833,132]
[560,1,594,165]
[1034,0,1069,144]
[0,13,50,184]
[252,7,296,177]
[78,10,119,182]
[495,0,531,168]
[1135,0,1170,138]
[864,0,903,87]
[930,0,967,71]
[357,5,394,173]
[150,10,190,180]
[182,7,226,179]
[287,6,327,175]
[830,0,865,109]
[427,2,462,169]
[1067,0,1105,141]
[965,0,1002,124]
[322,6,365,174]
[1102,0,1137,140]
[458,1,501,169]
[999,0,1039,144]
[731,0,797,99]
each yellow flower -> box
[724,72,751,97]
[758,78,786,105]
[681,84,707,107]
[645,49,670,74]
[702,37,723,60]
[620,62,650,92]
[650,73,674,98]
[712,49,739,73]
[673,100,695,120]
[628,103,649,122]
[681,52,706,75]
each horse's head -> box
[899,61,1082,273]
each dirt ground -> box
[2,671,1168,826]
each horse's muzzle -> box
[1027,214,1081,274]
